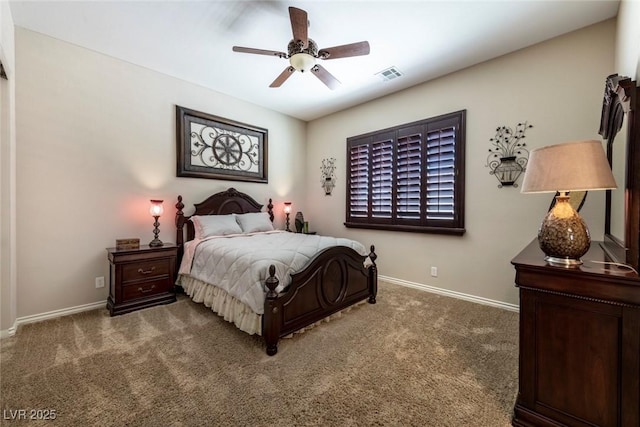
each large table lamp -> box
[521,140,617,266]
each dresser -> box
[511,240,640,427]
[106,244,177,316]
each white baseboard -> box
[0,323,16,339]
[0,300,106,339]
[379,275,519,312]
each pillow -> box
[235,212,274,233]
[191,214,242,238]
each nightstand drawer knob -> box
[137,267,156,275]
[138,285,156,294]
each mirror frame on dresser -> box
[599,74,640,273]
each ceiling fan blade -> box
[311,65,340,90]
[319,41,370,60]
[232,46,287,59]
[289,7,308,47]
[269,66,295,88]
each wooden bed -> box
[175,187,378,355]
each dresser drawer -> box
[122,259,170,283]
[122,278,170,301]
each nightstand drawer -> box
[122,259,170,282]
[122,279,170,301]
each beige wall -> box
[616,0,640,81]
[2,17,622,328]
[14,28,307,318]
[0,1,17,334]
[305,20,616,306]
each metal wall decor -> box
[486,122,532,188]
[176,106,268,183]
[320,157,336,195]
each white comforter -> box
[178,230,367,314]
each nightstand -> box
[106,244,177,316]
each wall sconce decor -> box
[284,202,292,232]
[521,140,616,266]
[486,122,532,188]
[320,157,336,195]
[149,199,164,247]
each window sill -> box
[344,222,465,236]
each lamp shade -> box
[521,140,617,194]
[284,202,292,214]
[149,199,164,217]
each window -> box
[346,110,465,234]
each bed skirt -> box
[178,274,262,335]
[177,274,363,337]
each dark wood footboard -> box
[263,245,377,356]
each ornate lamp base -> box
[538,195,590,266]
[149,216,163,247]
[149,238,164,247]
[543,256,584,266]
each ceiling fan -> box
[232,7,370,90]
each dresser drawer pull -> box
[137,267,156,275]
[138,285,156,294]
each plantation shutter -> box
[396,129,422,220]
[371,137,393,218]
[345,110,465,234]
[348,143,369,218]
[426,124,456,220]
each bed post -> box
[175,196,185,271]
[263,265,281,356]
[368,245,378,304]
[176,196,184,262]
[267,198,274,222]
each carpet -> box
[0,281,519,426]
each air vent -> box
[375,66,402,82]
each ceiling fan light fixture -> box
[289,53,316,73]
[232,8,369,89]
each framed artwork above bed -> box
[176,106,268,183]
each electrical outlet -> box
[95,276,105,288]
[430,267,438,277]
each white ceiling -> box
[9,0,619,121]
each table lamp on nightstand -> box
[284,202,292,232]
[521,140,617,266]
[149,199,164,247]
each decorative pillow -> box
[189,217,202,240]
[235,212,274,233]
[191,214,242,238]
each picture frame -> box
[176,106,268,183]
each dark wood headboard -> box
[175,188,274,249]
